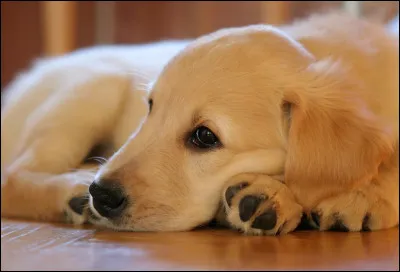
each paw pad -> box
[239,195,265,222]
[68,195,89,215]
[251,208,277,230]
[225,182,249,206]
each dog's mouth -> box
[86,205,104,223]
[64,191,232,232]
[87,197,105,221]
[67,193,126,230]
[86,196,124,230]
[87,196,149,232]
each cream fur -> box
[1,13,398,235]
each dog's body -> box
[1,13,398,235]
[1,41,189,172]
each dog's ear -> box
[283,59,393,204]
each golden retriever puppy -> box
[1,12,398,235]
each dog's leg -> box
[221,174,303,235]
[1,168,98,224]
[1,75,134,224]
[308,152,399,232]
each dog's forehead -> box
[147,25,308,132]
[152,63,285,114]
[163,25,313,73]
[150,63,287,130]
[149,78,284,146]
[151,28,313,103]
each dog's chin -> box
[87,197,222,232]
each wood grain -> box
[1,218,398,271]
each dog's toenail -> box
[251,208,277,230]
[239,195,264,222]
[311,211,321,228]
[225,182,249,206]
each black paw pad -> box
[328,217,349,232]
[239,195,265,222]
[251,208,277,230]
[68,195,89,215]
[362,213,371,232]
[310,211,321,228]
[225,182,249,206]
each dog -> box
[1,12,398,235]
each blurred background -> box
[1,1,399,88]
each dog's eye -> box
[189,126,221,149]
[148,99,153,113]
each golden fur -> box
[1,13,398,235]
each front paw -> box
[222,174,303,235]
[63,183,92,225]
[309,190,398,232]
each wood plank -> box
[2,218,398,271]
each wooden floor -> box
[1,218,399,271]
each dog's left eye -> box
[188,126,221,149]
[148,99,153,114]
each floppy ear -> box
[283,59,394,202]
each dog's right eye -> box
[188,126,221,150]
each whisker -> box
[85,156,108,165]
[125,69,153,81]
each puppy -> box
[1,12,398,235]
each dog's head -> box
[88,25,392,231]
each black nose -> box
[89,181,127,218]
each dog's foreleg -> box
[1,74,134,223]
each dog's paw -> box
[63,182,92,225]
[222,174,303,235]
[64,194,90,225]
[309,189,398,232]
